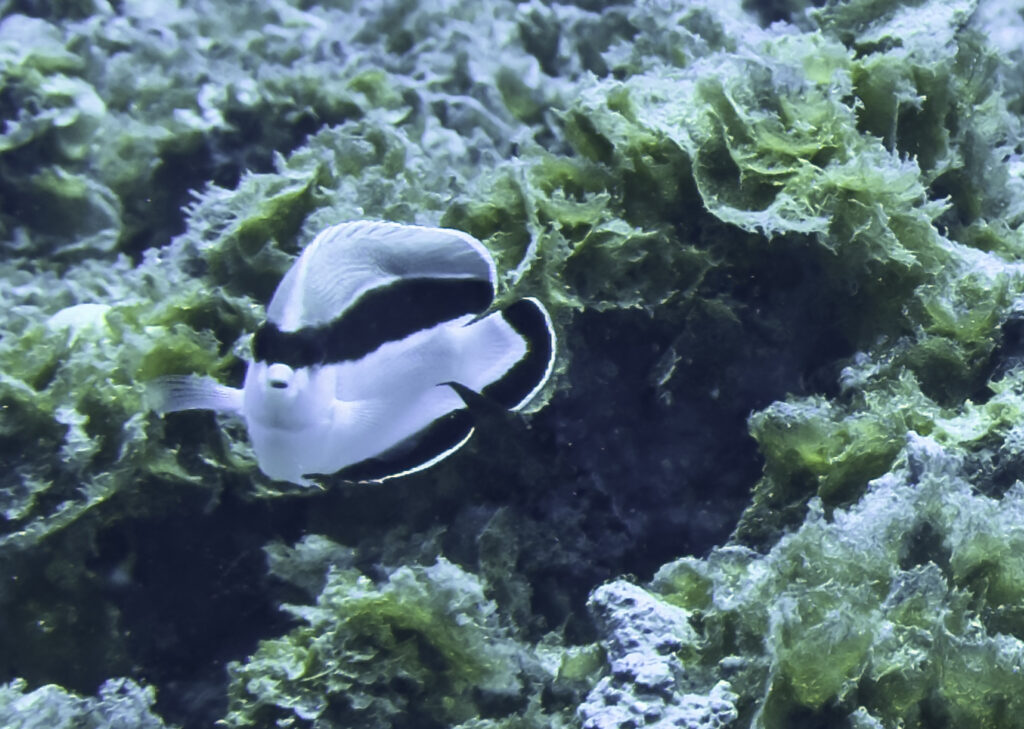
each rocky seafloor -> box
[4,0,1024,727]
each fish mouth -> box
[266,362,295,389]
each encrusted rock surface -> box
[579,580,738,729]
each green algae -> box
[6,0,1024,727]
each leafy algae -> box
[6,0,1024,728]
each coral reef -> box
[5,0,1024,727]
[0,677,168,729]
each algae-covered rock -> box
[224,538,590,728]
[643,434,1024,728]
[0,677,170,729]
[579,580,738,729]
[8,0,1024,728]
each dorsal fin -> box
[268,222,496,331]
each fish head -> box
[242,359,336,431]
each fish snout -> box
[266,363,295,389]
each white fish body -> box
[149,221,555,486]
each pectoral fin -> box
[442,380,515,422]
[146,375,244,416]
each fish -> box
[148,221,556,486]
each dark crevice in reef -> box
[88,487,307,729]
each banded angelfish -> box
[149,221,555,486]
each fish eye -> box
[266,362,294,389]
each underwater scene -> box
[4,0,1024,727]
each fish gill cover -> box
[4,0,1024,727]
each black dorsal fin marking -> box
[482,297,555,410]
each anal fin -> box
[330,409,476,483]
